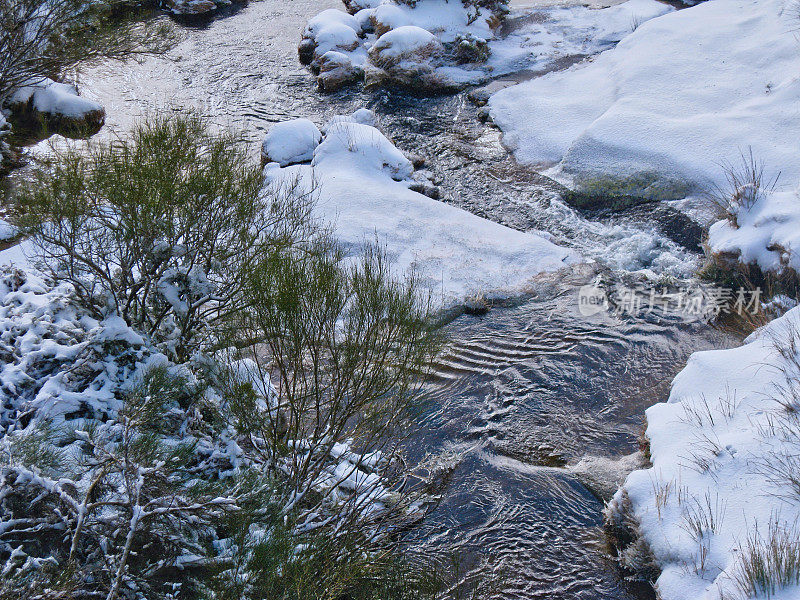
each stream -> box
[18,1,743,598]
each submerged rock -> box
[166,0,219,15]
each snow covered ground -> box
[608,305,800,600]
[261,111,582,307]
[488,0,800,276]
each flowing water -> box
[19,2,743,597]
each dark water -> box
[18,2,743,597]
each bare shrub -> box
[0,0,176,103]
[709,147,780,227]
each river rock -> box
[7,79,105,137]
[299,9,364,70]
[369,4,412,37]
[366,26,459,93]
[261,118,322,167]
[343,0,382,14]
[317,52,364,92]
[370,26,442,69]
[166,0,218,15]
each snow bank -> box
[708,190,800,275]
[609,306,800,599]
[488,0,800,200]
[261,118,322,166]
[262,110,581,306]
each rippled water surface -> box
[25,2,744,597]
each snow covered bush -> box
[221,241,439,541]
[0,366,242,599]
[709,149,780,229]
[18,114,313,362]
[5,114,447,599]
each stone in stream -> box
[7,79,105,138]
[260,118,322,167]
[317,52,365,92]
[366,26,461,94]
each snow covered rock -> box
[366,25,456,92]
[608,305,800,600]
[0,219,16,242]
[708,189,800,276]
[262,114,581,307]
[7,78,104,136]
[299,8,366,72]
[488,0,800,201]
[324,108,378,131]
[261,118,322,167]
[343,0,383,14]
[369,25,442,67]
[166,0,219,16]
[370,4,412,37]
[317,51,365,91]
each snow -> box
[370,25,442,61]
[303,8,362,38]
[302,0,672,90]
[370,0,496,43]
[610,306,800,600]
[312,21,362,55]
[10,78,103,119]
[262,112,581,306]
[708,190,800,275]
[0,240,33,269]
[261,118,322,167]
[488,0,800,198]
[0,220,16,241]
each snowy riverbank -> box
[607,305,800,599]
